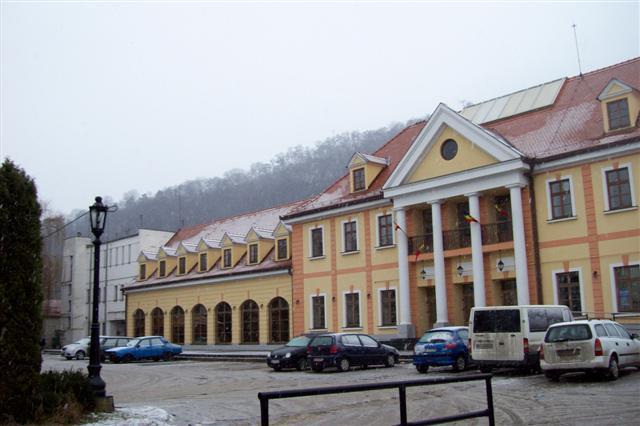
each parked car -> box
[540,319,640,381]
[413,326,471,373]
[267,334,313,371]
[106,336,182,363]
[307,333,399,372]
[100,336,133,361]
[469,305,573,373]
[61,337,91,360]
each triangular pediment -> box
[273,221,291,238]
[384,103,522,189]
[597,78,634,101]
[157,247,176,259]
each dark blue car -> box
[413,327,471,373]
[307,332,399,372]
[106,336,182,363]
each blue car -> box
[106,336,182,363]
[413,327,471,373]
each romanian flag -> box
[464,213,479,224]
[495,204,509,218]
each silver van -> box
[469,305,572,372]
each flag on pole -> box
[495,204,509,218]
[464,213,479,224]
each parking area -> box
[43,354,640,425]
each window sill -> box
[603,206,637,215]
[547,216,577,224]
[377,325,398,329]
[375,244,396,250]
[341,250,360,256]
[342,327,363,331]
[308,255,326,261]
[310,328,328,332]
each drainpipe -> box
[525,159,544,304]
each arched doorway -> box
[215,302,232,344]
[192,304,207,344]
[151,307,164,336]
[170,306,185,344]
[241,300,259,344]
[133,309,145,337]
[269,297,289,344]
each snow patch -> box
[83,406,174,426]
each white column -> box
[508,184,530,305]
[430,200,448,325]
[394,207,412,326]
[467,193,486,307]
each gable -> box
[273,222,291,238]
[245,229,259,243]
[406,126,500,183]
[597,78,634,101]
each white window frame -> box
[342,290,362,329]
[551,268,585,313]
[309,293,327,330]
[341,218,359,254]
[308,225,325,259]
[275,237,288,261]
[222,248,232,268]
[609,261,640,312]
[375,213,395,248]
[248,243,259,265]
[601,163,637,212]
[545,175,577,222]
[377,287,398,327]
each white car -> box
[540,319,640,381]
[60,337,90,360]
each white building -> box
[59,229,173,344]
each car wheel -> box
[163,352,174,361]
[479,366,493,374]
[153,357,160,362]
[337,357,350,372]
[123,354,134,363]
[296,358,307,371]
[75,351,85,360]
[416,365,429,374]
[453,355,467,372]
[110,355,120,364]
[606,356,619,381]
[544,372,560,382]
[385,354,396,368]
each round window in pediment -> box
[441,138,458,160]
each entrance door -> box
[499,280,517,306]
[462,284,474,325]
[426,287,436,329]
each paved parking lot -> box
[43,354,640,425]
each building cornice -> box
[532,138,640,172]
[282,197,390,225]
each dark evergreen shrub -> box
[37,370,95,423]
[0,159,43,423]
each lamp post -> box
[88,196,108,399]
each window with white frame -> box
[343,220,358,253]
[379,289,397,326]
[555,271,582,312]
[311,295,326,329]
[310,227,324,258]
[352,168,365,191]
[276,238,288,260]
[607,98,631,130]
[223,249,232,268]
[613,265,639,312]
[547,178,574,220]
[603,166,634,211]
[344,291,360,328]
[377,214,394,247]
[248,243,259,264]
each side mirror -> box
[631,333,639,340]
[135,344,141,348]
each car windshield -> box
[418,330,453,343]
[309,336,334,347]
[545,324,592,342]
[127,339,142,347]
[286,336,311,347]
[75,338,90,345]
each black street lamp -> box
[88,196,108,400]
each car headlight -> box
[285,352,291,359]
[414,346,424,355]
[267,353,271,358]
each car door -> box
[149,337,165,358]
[340,335,363,365]
[136,339,152,359]
[614,324,638,366]
[603,323,625,364]
[358,334,384,365]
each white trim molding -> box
[375,212,395,248]
[377,287,398,327]
[545,175,577,221]
[342,289,362,328]
[341,217,360,254]
[308,225,325,259]
[309,293,328,330]
[608,262,640,313]
[601,162,637,212]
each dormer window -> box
[223,249,232,268]
[139,264,146,280]
[248,243,258,264]
[178,256,186,275]
[276,238,288,260]
[199,253,208,272]
[353,168,365,191]
[159,260,166,277]
[607,98,630,130]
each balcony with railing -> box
[408,221,513,255]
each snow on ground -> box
[83,406,174,426]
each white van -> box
[469,305,573,372]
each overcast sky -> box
[1,1,638,215]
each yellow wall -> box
[302,220,332,274]
[348,156,384,192]
[407,126,498,183]
[600,90,640,132]
[126,273,292,345]
[304,276,333,331]
[335,213,366,270]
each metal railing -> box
[258,373,495,426]
[407,221,513,255]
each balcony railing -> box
[408,221,513,254]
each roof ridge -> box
[202,198,308,227]
[567,56,640,81]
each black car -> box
[267,335,313,371]
[307,333,399,372]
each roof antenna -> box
[572,23,583,77]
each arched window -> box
[241,300,259,344]
[151,307,164,336]
[269,297,289,344]
[170,306,185,344]
[192,304,207,344]
[133,309,145,337]
[215,302,232,344]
